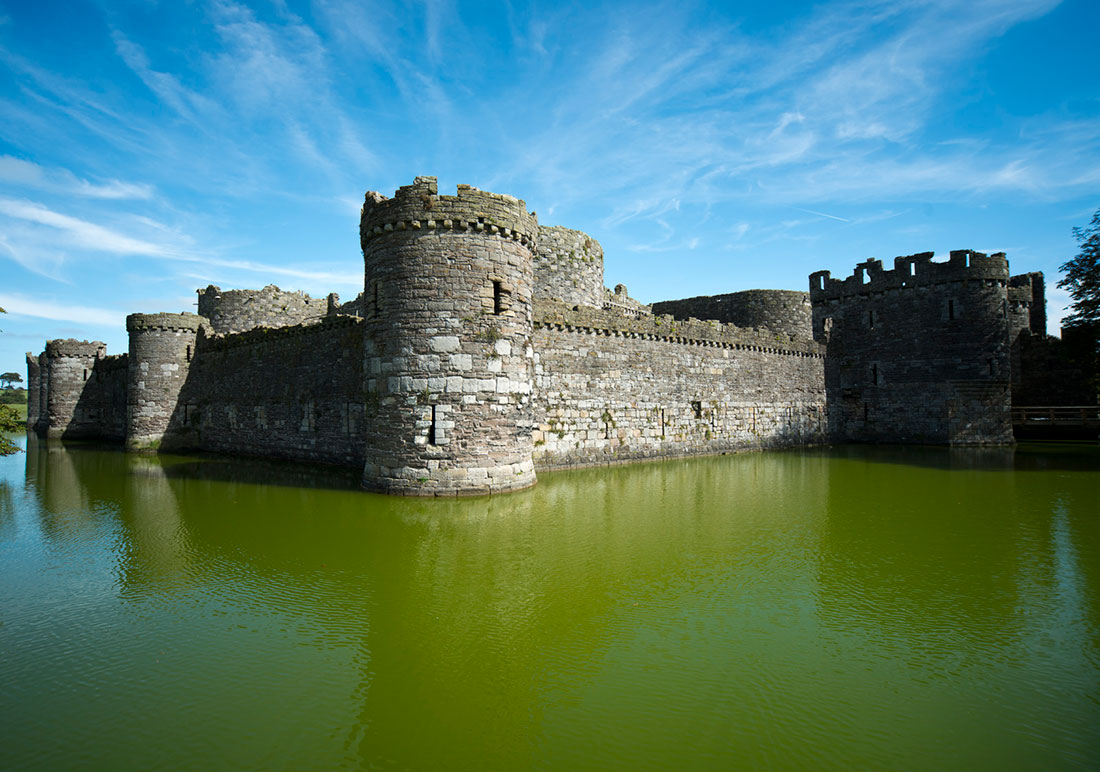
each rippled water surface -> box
[1,436,1098,770]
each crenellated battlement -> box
[126,312,208,333]
[809,250,1009,301]
[45,339,106,358]
[197,284,325,334]
[360,176,539,249]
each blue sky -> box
[1,0,1099,377]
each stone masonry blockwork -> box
[26,177,1053,497]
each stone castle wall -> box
[652,290,813,340]
[26,177,1053,496]
[810,250,1014,445]
[534,225,604,308]
[530,302,826,469]
[171,316,366,466]
[197,284,327,334]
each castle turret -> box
[25,352,40,431]
[125,313,205,451]
[809,250,1014,445]
[359,176,538,495]
[43,339,106,438]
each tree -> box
[1,372,22,389]
[1059,208,1100,330]
[0,308,21,455]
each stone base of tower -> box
[361,459,537,497]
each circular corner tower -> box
[43,339,106,438]
[125,312,206,451]
[359,176,538,496]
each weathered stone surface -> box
[652,289,813,341]
[25,178,1059,496]
[809,250,1016,445]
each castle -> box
[24,176,1052,496]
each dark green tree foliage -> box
[1059,208,1100,330]
[1058,209,1100,401]
[1,372,22,388]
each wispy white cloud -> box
[0,292,123,327]
[0,155,153,199]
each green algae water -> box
[1,436,1098,771]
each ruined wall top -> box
[534,225,605,308]
[45,339,106,358]
[652,289,812,340]
[197,284,325,334]
[535,300,822,357]
[809,250,1010,301]
[126,312,207,333]
[360,176,538,248]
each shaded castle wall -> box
[534,225,604,309]
[530,302,826,469]
[87,355,129,441]
[359,177,538,496]
[171,316,366,466]
[810,250,1013,445]
[25,352,40,430]
[126,313,205,450]
[35,352,48,434]
[197,284,326,334]
[652,289,813,340]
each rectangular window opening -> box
[871,363,879,385]
[428,404,437,445]
[492,281,503,315]
[868,309,875,329]
[82,368,88,381]
[909,262,917,276]
[691,401,702,419]
[948,299,956,320]
[988,359,995,376]
[186,345,192,362]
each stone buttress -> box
[125,313,206,451]
[359,176,538,495]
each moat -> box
[2,436,1098,770]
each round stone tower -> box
[359,176,538,496]
[125,312,206,451]
[43,339,106,438]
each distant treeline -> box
[0,388,28,405]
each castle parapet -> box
[810,250,1009,301]
[360,176,538,249]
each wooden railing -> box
[1011,406,1100,427]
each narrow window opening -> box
[660,408,665,437]
[909,262,917,276]
[988,359,995,376]
[1001,299,1007,318]
[82,368,88,381]
[428,404,437,445]
[492,281,503,315]
[186,345,192,362]
[691,401,702,419]
[868,309,875,329]
[871,363,879,385]
[948,299,956,320]
[863,404,869,421]
[816,275,824,291]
